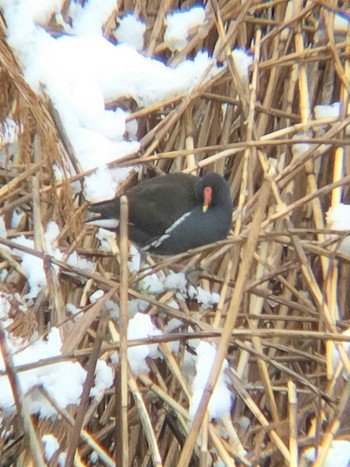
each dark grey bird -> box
[88,172,232,255]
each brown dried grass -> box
[1,1,350,466]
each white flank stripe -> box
[146,234,169,250]
[145,211,191,249]
[88,218,119,229]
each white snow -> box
[326,203,350,255]
[127,299,149,319]
[58,452,67,466]
[0,328,86,415]
[106,300,120,321]
[163,272,187,292]
[2,1,219,201]
[0,117,22,168]
[0,327,113,417]
[0,293,11,319]
[94,228,115,252]
[231,48,253,82]
[90,359,113,396]
[331,327,350,378]
[303,440,350,466]
[190,342,232,420]
[0,117,21,147]
[187,285,220,307]
[67,251,93,271]
[10,208,25,229]
[90,451,99,464]
[42,433,60,461]
[163,318,182,353]
[291,133,311,158]
[84,166,119,202]
[334,12,350,31]
[128,244,141,272]
[66,303,81,316]
[71,0,115,36]
[89,289,104,304]
[12,222,62,298]
[115,13,146,51]
[165,5,206,51]
[127,313,162,374]
[85,166,134,202]
[9,221,96,299]
[314,102,341,119]
[141,272,166,294]
[314,101,350,135]
[139,271,220,308]
[0,216,7,239]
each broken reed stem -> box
[200,415,209,465]
[325,152,344,379]
[64,307,108,467]
[228,367,291,462]
[158,343,192,401]
[313,380,350,466]
[128,375,162,467]
[40,387,115,467]
[0,322,46,467]
[212,256,233,328]
[288,380,298,467]
[61,289,116,354]
[208,424,236,467]
[235,28,261,236]
[184,106,196,170]
[0,162,42,198]
[139,372,189,419]
[118,195,129,467]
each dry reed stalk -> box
[158,342,192,400]
[2,0,350,464]
[117,195,129,467]
[288,380,298,466]
[128,374,162,466]
[139,372,189,419]
[199,415,209,465]
[313,380,350,466]
[61,289,116,354]
[208,424,239,466]
[40,389,115,467]
[0,322,45,466]
[64,307,108,465]
[228,367,291,463]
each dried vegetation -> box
[1,0,350,466]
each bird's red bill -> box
[203,186,212,212]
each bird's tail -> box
[87,199,120,230]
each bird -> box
[88,172,232,255]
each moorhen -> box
[88,172,232,255]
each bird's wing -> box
[127,174,200,236]
[87,174,201,237]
